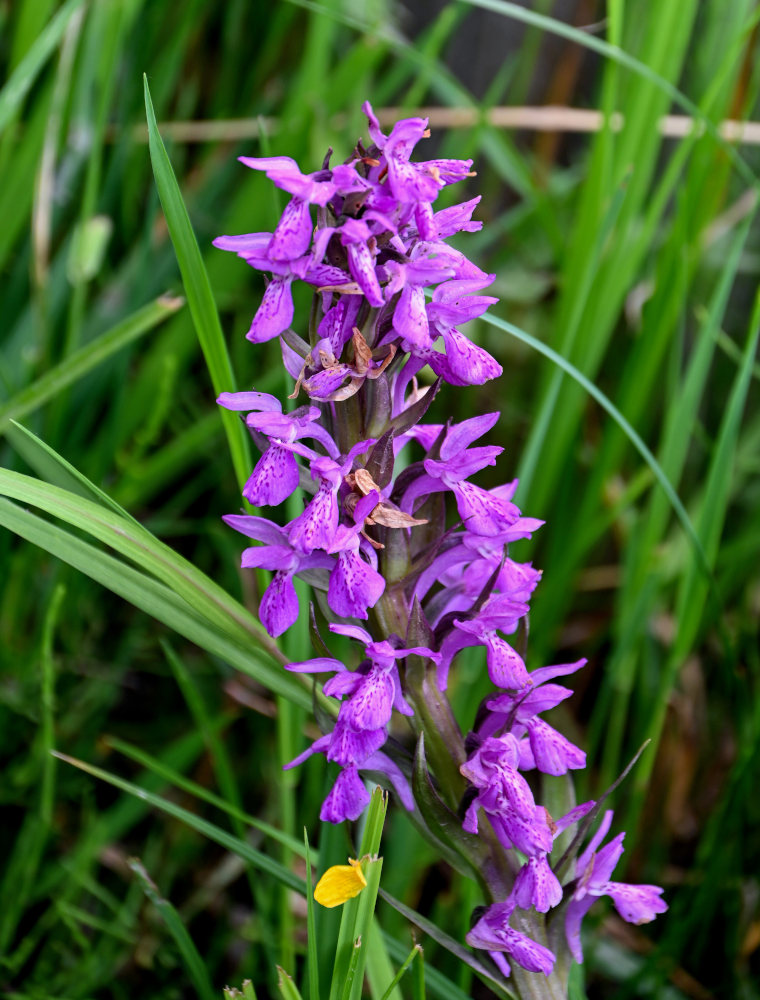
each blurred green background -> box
[1,1,759,998]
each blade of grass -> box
[39,582,65,825]
[632,288,760,801]
[0,498,311,708]
[0,469,286,665]
[458,0,760,189]
[0,0,85,136]
[377,890,515,1000]
[0,295,183,428]
[54,752,305,892]
[482,310,713,582]
[143,75,251,492]
[377,943,420,1000]
[277,967,306,1000]
[304,830,320,1000]
[105,735,306,857]
[4,420,143,526]
[128,857,216,1000]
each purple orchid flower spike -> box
[564,811,668,964]
[213,102,668,986]
[466,899,556,978]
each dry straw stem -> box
[122,106,760,145]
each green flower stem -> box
[406,666,466,812]
[510,910,570,1000]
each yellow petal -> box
[314,858,367,908]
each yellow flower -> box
[314,857,367,908]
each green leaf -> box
[0,498,310,709]
[4,420,141,526]
[55,752,305,893]
[412,734,486,884]
[0,296,183,429]
[128,858,217,1000]
[106,735,306,857]
[0,469,287,671]
[0,0,85,135]
[483,310,712,582]
[377,943,419,1000]
[143,74,251,492]
[277,967,306,1000]
[304,830,320,1000]
[458,0,760,189]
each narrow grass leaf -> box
[0,469,286,666]
[380,935,473,1000]
[304,830,320,1000]
[0,499,311,708]
[277,967,306,1000]
[0,295,183,428]
[39,582,65,825]
[484,311,712,581]
[458,0,760,188]
[4,420,141,527]
[128,857,216,1000]
[55,752,305,893]
[143,75,251,491]
[377,941,418,1000]
[377,889,515,1000]
[0,0,85,135]
[106,735,306,857]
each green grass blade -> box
[366,919,404,1000]
[278,967,306,1000]
[128,858,216,1000]
[0,468,286,666]
[459,0,760,188]
[304,830,320,1000]
[143,75,251,491]
[55,752,305,893]
[106,735,307,857]
[0,0,85,135]
[484,311,712,581]
[0,295,183,428]
[4,420,142,526]
[0,498,311,708]
[379,935,473,1000]
[377,889,515,1000]
[39,582,65,825]
[377,942,419,1000]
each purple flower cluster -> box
[215,103,666,984]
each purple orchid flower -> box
[286,622,439,731]
[212,232,349,342]
[565,810,668,963]
[400,413,521,536]
[286,439,374,554]
[483,660,588,775]
[466,898,556,978]
[223,514,331,637]
[217,391,339,506]
[326,491,386,619]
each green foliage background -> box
[1,1,758,998]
